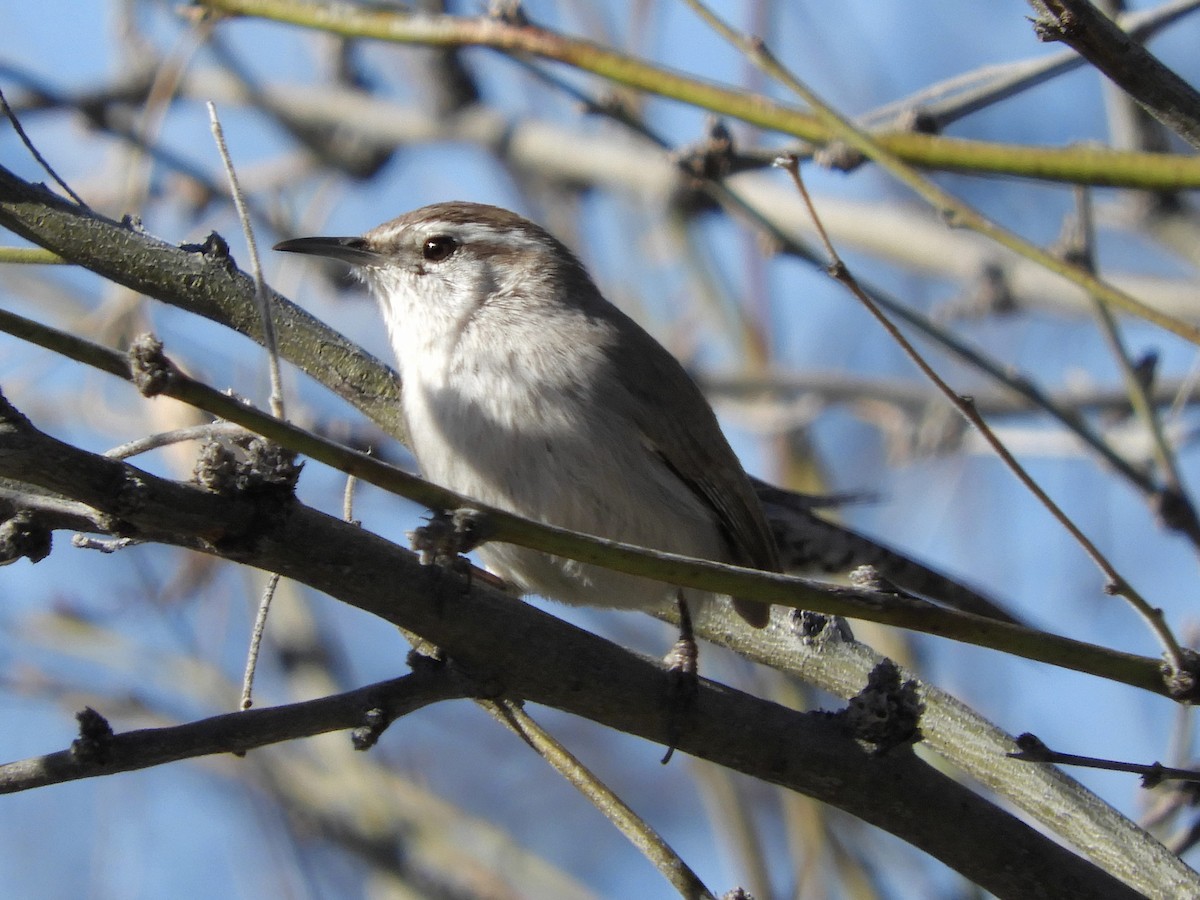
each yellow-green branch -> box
[0,304,1174,699]
[197,0,1200,190]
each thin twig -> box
[104,422,249,460]
[241,572,280,710]
[0,87,88,207]
[482,698,716,900]
[775,154,1187,675]
[207,100,285,419]
[1011,732,1200,784]
[1066,188,1192,669]
[0,672,469,793]
[1070,186,1199,545]
[209,101,287,708]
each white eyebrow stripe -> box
[365,212,556,256]
[432,222,546,251]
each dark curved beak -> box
[273,236,381,266]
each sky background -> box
[3,1,1200,898]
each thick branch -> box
[0,162,408,442]
[0,312,1169,694]
[0,393,1173,898]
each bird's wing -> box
[606,319,778,627]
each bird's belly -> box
[405,380,728,611]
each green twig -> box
[678,0,1200,348]
[0,246,64,264]
[0,304,1178,698]
[194,0,1200,191]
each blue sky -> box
[4,2,1200,897]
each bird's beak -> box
[273,236,381,266]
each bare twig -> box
[208,101,287,711]
[1012,732,1200,784]
[1059,187,1194,655]
[104,422,248,460]
[1068,188,1200,545]
[1030,0,1200,149]
[241,572,280,710]
[207,100,285,419]
[0,672,471,793]
[484,699,716,900]
[775,153,1188,678]
[0,87,88,207]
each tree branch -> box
[0,670,472,793]
[0,162,408,442]
[0,390,1170,899]
[1031,0,1200,149]
[0,309,1173,696]
[195,0,1200,189]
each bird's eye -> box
[422,235,458,262]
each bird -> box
[274,201,1020,643]
[275,201,781,640]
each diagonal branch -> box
[1030,0,1200,149]
[195,0,1200,190]
[0,388,1172,899]
[0,312,1174,694]
[0,162,408,442]
[0,671,473,793]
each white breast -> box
[398,330,730,612]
